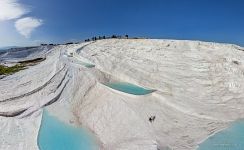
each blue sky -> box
[0,0,244,47]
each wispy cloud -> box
[0,0,43,39]
[15,17,43,38]
[0,0,29,21]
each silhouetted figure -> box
[103,36,106,39]
[125,35,128,39]
[94,37,97,41]
[111,35,117,38]
[233,60,239,65]
[149,116,156,123]
[85,39,90,42]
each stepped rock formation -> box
[0,39,244,150]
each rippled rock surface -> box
[1,39,244,150]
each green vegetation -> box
[18,58,45,65]
[0,58,45,76]
[0,64,25,75]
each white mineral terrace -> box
[1,39,244,150]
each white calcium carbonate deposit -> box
[1,39,244,150]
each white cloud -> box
[0,0,29,21]
[0,0,44,42]
[15,17,43,38]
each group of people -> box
[84,34,129,42]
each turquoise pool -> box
[38,111,97,150]
[104,82,155,95]
[83,63,95,68]
[198,120,244,150]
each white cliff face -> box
[0,39,244,150]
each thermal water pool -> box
[38,111,97,150]
[104,82,155,95]
[198,120,244,150]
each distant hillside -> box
[0,46,19,51]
